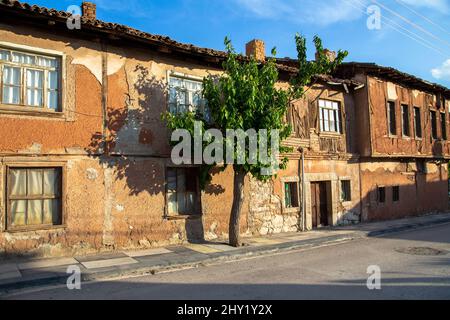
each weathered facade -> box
[335,63,450,221]
[0,1,448,257]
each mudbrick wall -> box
[360,160,448,221]
[0,20,448,258]
[368,76,450,157]
[0,23,251,257]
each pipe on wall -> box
[298,147,306,231]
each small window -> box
[387,101,397,136]
[340,180,351,202]
[284,182,299,208]
[430,110,438,140]
[0,47,61,111]
[414,107,422,138]
[440,112,447,140]
[377,187,386,203]
[168,75,209,120]
[401,104,410,137]
[319,99,342,133]
[7,167,62,230]
[166,167,200,216]
[392,186,400,202]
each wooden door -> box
[311,182,329,228]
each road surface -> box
[5,223,450,300]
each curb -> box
[0,233,358,295]
[366,216,450,237]
[1,214,450,295]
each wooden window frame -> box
[430,109,438,140]
[284,181,299,209]
[5,163,66,232]
[413,106,422,139]
[167,71,208,118]
[387,100,397,137]
[340,180,352,202]
[0,42,65,117]
[401,104,411,138]
[164,166,202,218]
[318,99,343,134]
[440,112,447,140]
[377,186,386,204]
[392,186,400,202]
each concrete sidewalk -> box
[1,212,450,295]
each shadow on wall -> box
[344,165,449,224]
[87,64,170,196]
[84,64,225,243]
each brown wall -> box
[360,159,448,221]
[367,76,450,158]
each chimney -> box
[316,48,336,62]
[246,39,265,61]
[82,2,97,20]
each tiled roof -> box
[277,57,450,97]
[0,0,364,89]
[337,62,450,98]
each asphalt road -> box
[5,223,450,300]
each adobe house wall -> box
[367,76,450,158]
[359,159,448,221]
[302,158,361,229]
[0,23,249,257]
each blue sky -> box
[28,0,450,88]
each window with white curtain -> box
[168,75,210,121]
[7,167,62,230]
[319,99,342,133]
[0,47,61,111]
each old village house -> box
[0,1,449,257]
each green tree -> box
[164,35,347,247]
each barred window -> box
[7,167,62,230]
[0,47,61,111]
[319,99,342,133]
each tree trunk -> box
[229,168,246,247]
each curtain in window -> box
[2,66,21,104]
[47,71,59,110]
[9,168,61,228]
[169,76,204,114]
[26,69,44,107]
[10,169,26,196]
[12,52,35,65]
[0,50,10,61]
[11,200,26,226]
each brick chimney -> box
[316,48,336,62]
[246,39,265,61]
[82,2,96,20]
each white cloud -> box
[234,0,368,26]
[400,0,449,13]
[431,59,450,79]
